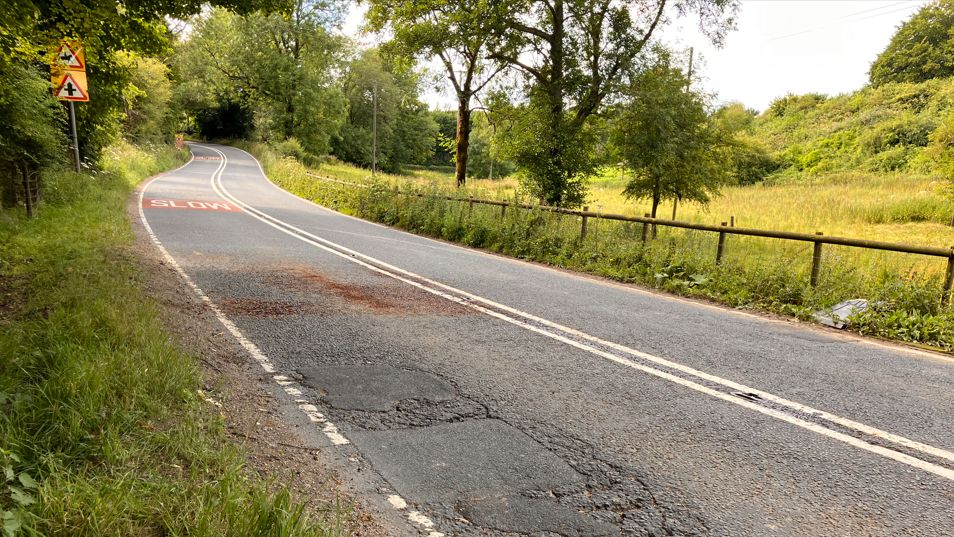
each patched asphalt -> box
[300,364,457,411]
[138,143,954,536]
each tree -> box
[175,1,347,156]
[487,0,737,206]
[711,102,778,185]
[610,56,731,219]
[367,0,503,186]
[870,0,954,86]
[466,111,515,179]
[331,50,437,172]
[118,52,175,144]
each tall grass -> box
[0,142,346,536]
[250,143,954,352]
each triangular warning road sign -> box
[55,43,84,70]
[56,73,88,101]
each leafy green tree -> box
[610,57,731,218]
[332,50,437,172]
[466,111,515,179]
[712,102,778,184]
[367,0,503,186]
[870,0,954,86]
[487,0,737,206]
[176,3,347,156]
[118,52,175,144]
[429,110,457,167]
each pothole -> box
[299,364,457,411]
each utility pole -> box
[686,47,694,90]
[371,84,378,177]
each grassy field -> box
[315,161,952,247]
[311,158,953,279]
[0,142,344,536]
[255,144,954,351]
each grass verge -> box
[246,142,954,353]
[0,141,346,536]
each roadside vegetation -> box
[0,143,347,536]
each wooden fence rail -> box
[304,172,954,303]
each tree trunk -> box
[455,100,472,187]
[651,183,660,239]
[545,0,566,206]
[20,163,34,219]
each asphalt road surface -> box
[139,143,954,536]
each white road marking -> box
[137,146,349,448]
[196,144,954,483]
[387,495,408,509]
[408,511,435,528]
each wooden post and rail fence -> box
[304,172,954,304]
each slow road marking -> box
[142,198,241,212]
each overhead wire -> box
[763,0,925,42]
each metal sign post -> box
[68,101,80,172]
[50,40,89,172]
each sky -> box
[340,0,930,112]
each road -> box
[139,143,954,536]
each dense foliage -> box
[331,50,437,172]
[174,2,347,156]
[754,79,954,179]
[870,0,954,87]
[0,0,285,207]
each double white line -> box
[198,144,954,483]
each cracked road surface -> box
[139,143,954,536]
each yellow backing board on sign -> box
[52,71,89,102]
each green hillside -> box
[751,79,954,182]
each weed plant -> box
[0,142,345,536]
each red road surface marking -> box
[142,198,242,212]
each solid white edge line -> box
[138,146,355,448]
[141,147,458,535]
[197,144,954,484]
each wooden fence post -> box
[500,203,507,220]
[20,164,34,219]
[716,222,727,264]
[641,213,650,244]
[581,206,589,240]
[943,247,954,305]
[810,232,824,287]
